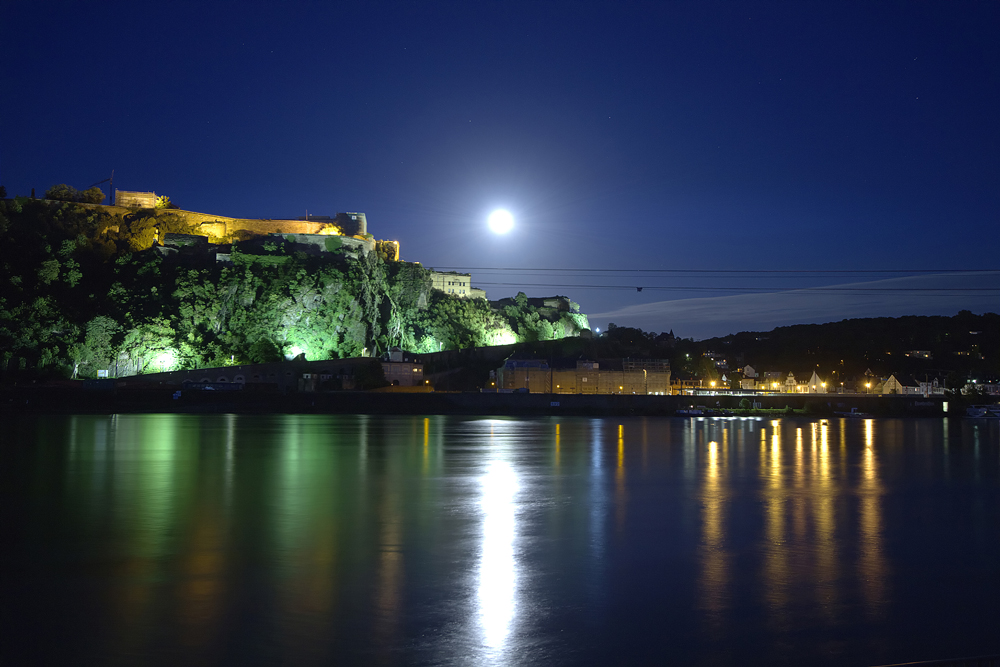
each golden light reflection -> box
[478,460,519,649]
[699,439,729,635]
[423,417,429,474]
[795,428,804,484]
[178,512,225,650]
[762,419,789,628]
[814,419,838,618]
[555,423,560,468]
[793,428,806,540]
[859,419,886,617]
[616,427,626,530]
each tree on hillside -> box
[80,187,105,204]
[43,184,105,204]
[45,184,80,202]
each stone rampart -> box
[43,201,364,247]
[143,210,331,238]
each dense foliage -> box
[43,184,106,205]
[0,199,589,380]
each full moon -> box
[487,209,514,234]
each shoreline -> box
[0,386,955,417]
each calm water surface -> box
[2,414,999,666]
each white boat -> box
[965,405,1000,419]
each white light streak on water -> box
[478,459,519,649]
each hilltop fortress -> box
[43,189,582,307]
[110,191,517,301]
[113,190,399,260]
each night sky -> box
[3,1,998,339]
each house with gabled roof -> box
[760,371,784,392]
[917,376,947,396]
[785,370,826,393]
[882,374,920,395]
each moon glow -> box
[487,209,514,234]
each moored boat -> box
[834,407,873,418]
[965,405,1000,419]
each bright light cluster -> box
[488,209,514,234]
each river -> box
[2,414,998,666]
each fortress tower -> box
[336,212,368,237]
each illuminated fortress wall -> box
[114,190,157,207]
[67,201,396,257]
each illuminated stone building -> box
[430,271,483,298]
[497,358,671,395]
[114,190,158,208]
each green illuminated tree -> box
[117,318,176,376]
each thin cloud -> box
[590,272,1000,340]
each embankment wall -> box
[1,386,950,417]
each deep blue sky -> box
[3,1,998,338]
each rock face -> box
[196,222,227,239]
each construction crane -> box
[87,170,114,204]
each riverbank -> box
[0,386,954,417]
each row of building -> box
[729,366,963,396]
[493,359,672,395]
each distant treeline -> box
[0,198,590,380]
[699,314,999,380]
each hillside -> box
[698,313,1000,381]
[0,198,590,380]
